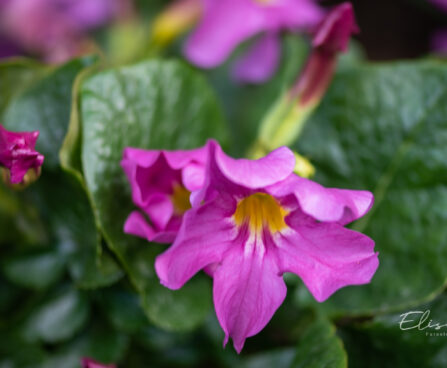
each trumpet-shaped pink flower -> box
[121,145,208,243]
[156,140,378,352]
[81,357,116,368]
[0,125,44,185]
[0,0,128,62]
[184,0,324,83]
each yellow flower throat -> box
[233,193,288,233]
[171,184,192,215]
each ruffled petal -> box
[184,0,266,67]
[121,146,207,207]
[276,216,378,302]
[213,140,295,189]
[143,193,174,230]
[123,211,177,243]
[182,162,206,192]
[266,174,373,225]
[232,32,281,84]
[214,243,287,353]
[155,195,237,289]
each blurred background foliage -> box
[1,0,447,367]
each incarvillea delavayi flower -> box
[123,140,379,352]
[0,124,44,187]
[121,145,207,243]
[183,0,324,83]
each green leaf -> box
[0,58,48,116]
[30,171,123,289]
[21,286,89,343]
[142,274,212,332]
[340,292,447,368]
[291,318,347,368]
[98,287,148,333]
[2,250,65,289]
[79,59,228,331]
[2,57,94,168]
[40,322,129,368]
[295,60,447,315]
[240,349,295,368]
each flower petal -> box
[214,242,287,353]
[155,195,237,289]
[276,216,378,302]
[232,32,281,84]
[143,193,174,230]
[123,211,177,243]
[121,146,207,207]
[266,174,373,225]
[184,0,266,67]
[213,140,295,189]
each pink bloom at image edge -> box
[432,30,447,55]
[0,125,44,184]
[0,0,127,62]
[121,145,208,243]
[155,140,379,353]
[430,0,447,12]
[184,0,325,83]
[81,357,116,368]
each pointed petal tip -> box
[313,1,359,53]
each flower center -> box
[234,193,288,233]
[171,184,192,215]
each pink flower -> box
[121,145,208,243]
[430,0,447,12]
[155,140,379,352]
[0,0,128,62]
[0,125,44,185]
[81,357,116,368]
[290,2,358,107]
[184,0,325,83]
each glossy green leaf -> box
[98,287,148,333]
[2,57,94,168]
[0,58,47,116]
[295,60,447,315]
[21,286,89,343]
[30,171,123,289]
[40,322,129,368]
[291,318,347,368]
[2,250,65,289]
[79,59,228,331]
[240,349,295,368]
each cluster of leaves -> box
[1,33,447,367]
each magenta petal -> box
[144,193,174,230]
[81,357,116,368]
[0,125,44,184]
[432,29,447,55]
[312,2,359,53]
[232,32,281,84]
[277,220,378,302]
[184,0,266,67]
[214,245,287,353]
[266,174,373,225]
[123,211,177,243]
[182,162,206,192]
[155,196,236,289]
[213,140,295,189]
